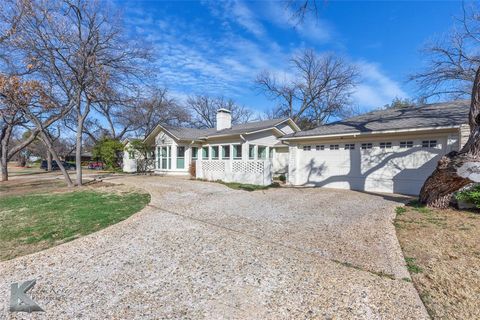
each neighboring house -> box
[127,109,300,183]
[122,139,155,173]
[282,100,470,195]
[64,152,92,163]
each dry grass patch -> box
[395,202,480,319]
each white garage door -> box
[295,137,451,195]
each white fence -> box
[196,160,273,186]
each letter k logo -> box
[10,279,44,313]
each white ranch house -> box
[124,101,471,195]
[124,108,300,185]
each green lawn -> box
[0,190,150,261]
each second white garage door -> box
[292,135,454,195]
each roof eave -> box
[280,125,462,141]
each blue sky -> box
[120,0,464,114]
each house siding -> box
[459,124,470,149]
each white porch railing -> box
[196,160,273,186]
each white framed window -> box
[221,145,230,159]
[344,144,355,150]
[202,147,209,159]
[316,145,325,151]
[248,145,255,159]
[379,142,392,149]
[177,146,185,169]
[422,140,437,148]
[191,147,198,160]
[400,141,414,148]
[211,146,219,160]
[258,146,267,159]
[329,144,339,150]
[233,145,242,159]
[361,143,372,149]
[303,145,311,151]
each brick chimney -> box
[216,108,232,131]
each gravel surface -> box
[0,175,428,319]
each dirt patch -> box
[395,203,480,319]
[0,177,121,197]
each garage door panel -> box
[296,137,450,194]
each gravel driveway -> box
[0,175,428,319]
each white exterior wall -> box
[122,142,155,173]
[246,130,279,146]
[123,145,137,173]
[272,148,289,174]
[459,124,470,149]
[288,131,460,195]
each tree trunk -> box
[75,98,90,186]
[0,124,12,182]
[1,149,8,182]
[419,66,480,208]
[40,131,74,187]
[75,114,86,186]
[47,151,52,171]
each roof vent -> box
[216,108,232,131]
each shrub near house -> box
[92,138,124,170]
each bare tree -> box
[0,75,74,184]
[417,5,480,207]
[13,0,150,185]
[133,87,190,137]
[256,49,358,129]
[186,95,255,129]
[419,66,480,208]
[411,3,480,99]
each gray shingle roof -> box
[162,118,289,140]
[284,100,470,139]
[161,126,216,140]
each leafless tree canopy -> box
[256,49,358,129]
[132,87,190,138]
[10,0,151,185]
[411,3,480,99]
[186,95,255,129]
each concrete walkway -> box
[0,175,428,319]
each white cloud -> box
[202,0,266,38]
[123,2,408,114]
[262,1,332,44]
[353,61,408,109]
[230,0,265,37]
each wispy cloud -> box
[202,0,266,38]
[262,1,333,44]
[353,61,408,109]
[123,1,408,114]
